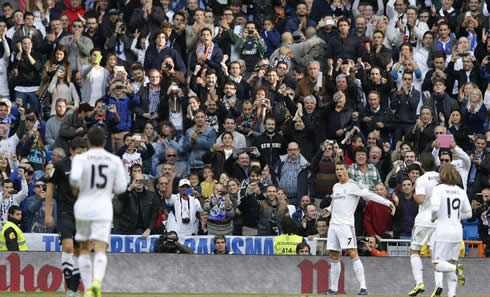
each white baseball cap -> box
[178,179,191,187]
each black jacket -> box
[12,51,42,87]
[390,89,420,125]
[114,189,160,234]
[326,32,362,61]
[253,132,286,168]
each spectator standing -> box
[24,180,56,233]
[47,65,80,116]
[61,0,86,31]
[80,48,110,107]
[103,80,141,152]
[363,184,394,236]
[326,17,362,61]
[12,37,42,112]
[59,19,93,73]
[236,22,267,73]
[273,141,313,207]
[113,173,160,237]
[165,178,203,237]
[204,183,234,235]
[0,170,28,227]
[258,184,287,235]
[183,110,217,170]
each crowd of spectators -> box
[0,0,489,256]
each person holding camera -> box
[143,31,186,75]
[113,173,160,238]
[104,19,133,66]
[236,21,267,73]
[165,178,203,237]
[103,79,140,152]
[358,234,388,256]
[24,180,56,233]
[469,187,490,257]
[204,183,235,235]
[153,230,193,253]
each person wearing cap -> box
[54,103,94,153]
[165,178,203,237]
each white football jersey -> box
[330,179,392,227]
[414,171,440,227]
[431,184,472,242]
[70,148,128,221]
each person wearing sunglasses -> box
[59,19,94,73]
[432,137,471,190]
[24,181,56,233]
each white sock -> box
[435,261,456,272]
[410,254,424,285]
[61,252,73,288]
[329,259,341,292]
[352,257,367,290]
[434,271,443,287]
[78,254,92,292]
[93,252,108,283]
[445,271,458,297]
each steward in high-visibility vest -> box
[274,216,304,255]
[0,206,27,251]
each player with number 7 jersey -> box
[69,127,127,297]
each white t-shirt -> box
[431,184,472,242]
[414,171,440,227]
[70,147,127,221]
[329,179,392,226]
[88,68,105,106]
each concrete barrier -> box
[1,252,490,294]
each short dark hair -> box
[87,126,106,147]
[90,48,103,55]
[355,146,369,156]
[335,160,348,169]
[280,216,298,234]
[213,235,226,244]
[24,11,34,19]
[407,163,422,174]
[249,166,261,176]
[419,153,436,171]
[8,205,21,215]
[200,27,212,36]
[70,136,87,150]
[296,242,311,255]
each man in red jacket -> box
[363,184,394,236]
[61,0,86,32]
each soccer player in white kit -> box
[430,164,471,297]
[324,161,395,295]
[408,153,442,297]
[69,127,128,297]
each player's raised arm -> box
[113,157,128,194]
[359,188,396,215]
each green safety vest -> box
[0,221,28,251]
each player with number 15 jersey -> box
[70,147,127,224]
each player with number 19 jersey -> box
[431,184,472,244]
[70,148,127,221]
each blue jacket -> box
[183,125,217,168]
[24,195,56,233]
[143,45,186,74]
[104,94,140,132]
[260,29,281,58]
[284,16,316,33]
